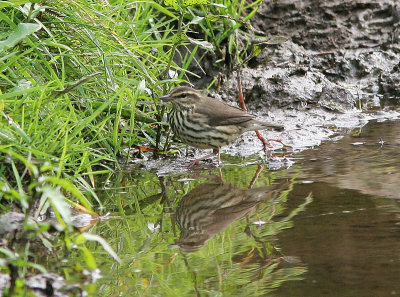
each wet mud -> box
[238,0,400,106]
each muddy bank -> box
[228,0,400,107]
[176,0,400,169]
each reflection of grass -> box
[95,166,310,296]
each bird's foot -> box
[186,149,220,168]
[186,157,215,168]
[186,159,201,168]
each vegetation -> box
[0,0,296,296]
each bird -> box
[171,180,288,252]
[159,86,284,167]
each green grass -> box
[0,0,268,295]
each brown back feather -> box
[195,96,255,126]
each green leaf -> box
[0,1,16,8]
[0,112,31,144]
[171,33,187,44]
[183,0,210,6]
[45,41,73,51]
[40,176,92,210]
[164,0,210,9]
[0,23,42,53]
[0,148,39,178]
[0,85,45,100]
[67,96,115,143]
[164,0,178,10]
[79,246,97,269]
[253,45,262,57]
[83,233,122,263]
[0,128,18,143]
[42,185,72,225]
[205,14,219,22]
[75,234,87,245]
[145,0,176,17]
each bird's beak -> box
[159,94,173,102]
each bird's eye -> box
[181,93,187,98]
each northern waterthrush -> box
[160,86,284,166]
[172,180,288,252]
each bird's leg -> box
[187,148,219,168]
[236,71,274,152]
[217,167,224,182]
[249,164,263,189]
[255,130,273,152]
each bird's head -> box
[159,86,201,109]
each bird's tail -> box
[248,120,284,132]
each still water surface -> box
[96,119,400,296]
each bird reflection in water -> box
[171,171,288,252]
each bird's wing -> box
[195,96,255,126]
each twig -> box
[53,72,102,97]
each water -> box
[276,119,400,296]
[95,119,400,296]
